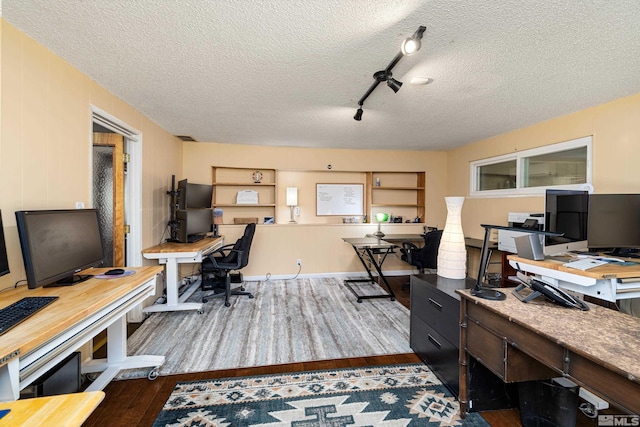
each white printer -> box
[497,212,544,253]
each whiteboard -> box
[316,183,364,216]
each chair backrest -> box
[419,229,443,269]
[237,223,256,269]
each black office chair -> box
[400,229,443,288]
[201,223,256,307]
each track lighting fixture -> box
[353,26,425,121]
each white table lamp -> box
[286,187,298,223]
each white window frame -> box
[470,136,593,197]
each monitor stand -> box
[44,274,93,288]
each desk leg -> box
[343,246,396,302]
[83,315,165,390]
[142,257,203,313]
[0,359,20,401]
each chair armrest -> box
[206,249,244,270]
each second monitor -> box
[175,209,213,243]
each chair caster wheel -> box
[148,368,159,381]
[86,373,99,382]
[197,309,204,314]
[225,301,231,307]
[203,298,208,303]
[391,297,396,301]
[249,294,254,299]
[357,299,362,303]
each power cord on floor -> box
[263,264,302,282]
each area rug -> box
[121,277,412,378]
[152,363,489,426]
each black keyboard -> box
[0,296,59,336]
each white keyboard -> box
[563,258,608,271]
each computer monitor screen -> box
[0,210,9,277]
[587,194,640,255]
[544,189,589,255]
[175,209,213,243]
[16,209,105,288]
[177,179,213,209]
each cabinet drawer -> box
[467,303,564,371]
[410,316,459,396]
[466,320,557,383]
[411,279,460,343]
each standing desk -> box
[142,236,223,313]
[0,267,165,401]
[457,289,640,417]
[342,237,397,302]
[507,254,640,302]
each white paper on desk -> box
[236,190,259,204]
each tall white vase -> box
[437,197,467,279]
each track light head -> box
[354,107,363,121]
[402,26,426,55]
[387,78,403,93]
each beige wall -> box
[449,92,640,240]
[0,19,182,290]
[181,143,448,277]
[2,16,640,286]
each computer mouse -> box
[105,268,125,276]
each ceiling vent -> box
[175,135,198,142]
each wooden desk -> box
[458,289,640,416]
[142,236,223,313]
[508,254,640,301]
[0,267,164,401]
[0,391,104,426]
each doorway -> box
[93,130,125,267]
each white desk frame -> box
[142,238,223,313]
[0,272,164,401]
[509,259,640,302]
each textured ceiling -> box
[3,0,640,151]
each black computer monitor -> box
[0,210,9,277]
[15,209,105,288]
[544,189,589,255]
[587,194,640,256]
[177,179,213,209]
[175,209,213,243]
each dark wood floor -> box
[82,275,597,426]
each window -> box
[470,136,592,197]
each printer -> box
[498,212,544,253]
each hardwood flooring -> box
[82,275,596,426]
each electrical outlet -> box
[296,259,302,266]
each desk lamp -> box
[474,225,563,301]
[374,212,389,237]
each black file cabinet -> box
[410,274,517,411]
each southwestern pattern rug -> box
[152,363,489,427]
[122,277,412,378]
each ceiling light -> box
[410,76,433,85]
[353,25,426,121]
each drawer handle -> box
[428,298,443,311]
[428,334,442,349]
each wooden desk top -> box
[0,266,162,368]
[142,236,223,254]
[0,391,104,426]
[458,289,640,385]
[508,254,640,279]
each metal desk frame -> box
[342,237,397,303]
